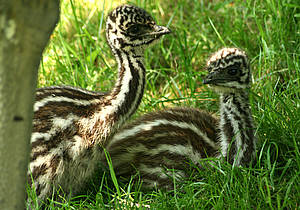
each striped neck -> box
[219,91,256,166]
[78,47,146,145]
[109,48,146,125]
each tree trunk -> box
[0,0,59,209]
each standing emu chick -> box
[104,48,257,189]
[28,4,170,202]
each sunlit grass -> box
[33,0,300,209]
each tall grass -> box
[33,0,299,208]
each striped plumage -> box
[203,48,256,165]
[28,4,170,203]
[105,107,219,189]
[104,47,257,189]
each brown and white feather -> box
[28,4,170,203]
[104,47,257,189]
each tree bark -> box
[0,0,60,209]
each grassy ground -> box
[31,0,299,209]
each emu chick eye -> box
[127,24,150,35]
[227,68,238,75]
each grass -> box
[31,0,299,209]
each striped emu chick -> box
[203,47,257,166]
[28,4,170,203]
[104,48,257,189]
